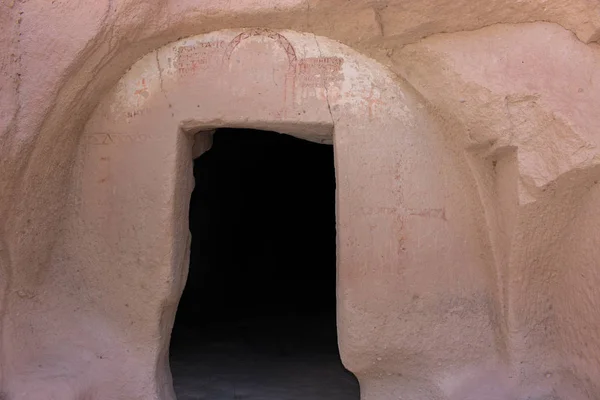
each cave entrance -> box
[169,128,359,399]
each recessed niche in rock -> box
[169,128,359,400]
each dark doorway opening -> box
[170,128,359,399]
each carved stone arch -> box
[18,29,497,400]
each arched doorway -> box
[55,28,468,399]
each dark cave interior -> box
[169,128,359,399]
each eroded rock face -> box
[1,1,600,399]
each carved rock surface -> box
[1,1,600,399]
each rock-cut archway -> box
[32,28,496,399]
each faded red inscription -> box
[174,41,226,75]
[297,57,343,87]
[133,78,149,99]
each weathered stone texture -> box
[1,1,600,399]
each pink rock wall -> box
[1,1,600,399]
